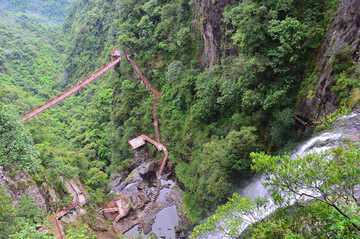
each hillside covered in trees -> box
[1,0,360,238]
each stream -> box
[111,177,180,238]
[125,205,179,238]
[203,112,360,238]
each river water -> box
[126,205,179,238]
[115,178,179,238]
[202,112,360,238]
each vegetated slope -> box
[2,0,356,237]
[1,0,121,206]
[0,0,82,237]
[0,0,121,223]
[0,0,73,177]
[0,0,135,237]
[60,0,343,222]
[0,0,71,22]
[104,0,341,221]
[298,0,360,121]
[0,0,81,167]
[0,8,66,109]
[192,0,360,236]
[0,0,72,101]
[52,0,123,193]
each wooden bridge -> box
[22,50,122,121]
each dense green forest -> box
[105,0,340,220]
[192,141,360,238]
[1,0,360,237]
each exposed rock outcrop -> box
[298,0,360,121]
[138,161,158,181]
[0,166,59,213]
[107,158,193,237]
[191,0,238,68]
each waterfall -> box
[200,112,360,239]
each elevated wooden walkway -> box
[22,54,122,121]
[126,54,168,178]
[128,134,168,177]
[103,197,131,222]
[53,176,89,238]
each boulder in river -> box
[138,161,158,180]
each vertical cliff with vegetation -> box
[104,0,341,220]
[1,0,360,237]
[298,0,360,120]
[0,0,73,237]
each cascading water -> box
[201,112,360,239]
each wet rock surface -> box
[334,110,360,142]
[109,171,128,190]
[107,160,193,238]
[138,161,158,180]
[298,0,360,122]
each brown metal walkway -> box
[22,53,122,121]
[126,54,168,178]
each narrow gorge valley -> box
[1,0,360,238]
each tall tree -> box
[0,105,39,172]
[251,142,360,231]
[0,186,16,238]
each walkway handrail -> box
[54,216,63,239]
[22,56,122,121]
[157,145,168,176]
[126,54,159,96]
[53,176,88,238]
[76,177,89,205]
[126,54,168,178]
[152,95,161,143]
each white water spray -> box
[201,113,359,238]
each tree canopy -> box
[0,105,40,172]
[192,141,360,238]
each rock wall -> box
[191,0,238,68]
[0,166,59,213]
[297,0,360,121]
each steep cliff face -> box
[298,0,360,121]
[0,166,59,213]
[191,0,237,68]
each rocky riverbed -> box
[107,156,192,238]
